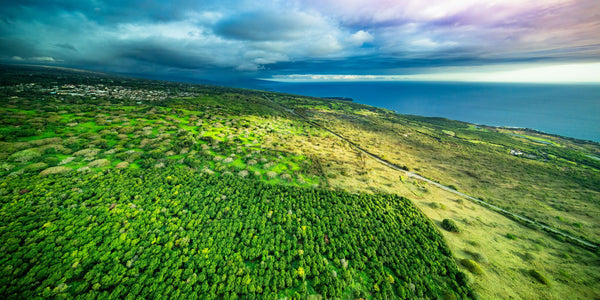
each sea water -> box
[255,81,600,142]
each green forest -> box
[0,167,471,299]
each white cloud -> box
[348,30,374,46]
[268,63,600,83]
[410,38,439,48]
[302,0,599,62]
[99,8,373,71]
[31,56,60,63]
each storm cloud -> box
[1,0,598,81]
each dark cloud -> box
[261,55,534,77]
[117,41,218,70]
[3,0,199,23]
[0,38,41,57]
[216,11,319,41]
[54,43,78,52]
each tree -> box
[441,219,460,233]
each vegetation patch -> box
[0,167,473,299]
[460,259,484,275]
[442,219,460,233]
[528,269,550,285]
[464,250,489,264]
[39,166,71,176]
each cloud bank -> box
[1,0,599,81]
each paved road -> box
[367,152,598,250]
[264,95,599,251]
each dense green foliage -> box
[0,167,472,299]
[459,259,483,276]
[442,219,460,233]
[528,269,550,285]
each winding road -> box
[264,95,599,251]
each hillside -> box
[1,65,600,299]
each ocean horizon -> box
[249,81,600,143]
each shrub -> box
[442,219,460,233]
[43,156,60,167]
[114,152,128,161]
[9,149,41,163]
[73,148,100,158]
[201,168,215,175]
[77,166,92,173]
[64,138,87,151]
[183,157,200,168]
[524,252,536,261]
[460,259,483,275]
[430,202,446,209]
[88,159,110,168]
[40,166,72,176]
[24,162,49,173]
[43,147,57,155]
[93,139,109,149]
[442,291,458,300]
[280,173,292,181]
[467,240,479,247]
[115,161,129,169]
[146,149,165,160]
[0,126,36,141]
[506,233,517,240]
[0,163,14,171]
[464,250,488,264]
[529,269,549,285]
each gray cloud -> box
[216,11,324,41]
[54,43,78,52]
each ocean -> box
[252,81,600,142]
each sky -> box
[1,0,599,83]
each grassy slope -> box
[272,94,600,244]
[268,93,600,299]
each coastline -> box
[256,81,600,143]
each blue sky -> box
[1,0,599,82]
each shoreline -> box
[258,81,600,143]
